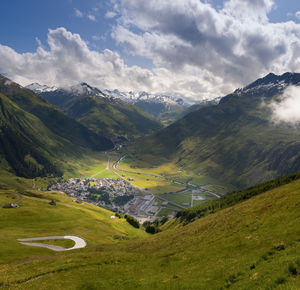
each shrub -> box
[115,212,122,219]
[275,276,286,285]
[288,263,297,275]
[125,215,140,228]
[160,216,169,225]
[273,243,285,251]
[145,225,161,234]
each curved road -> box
[17,236,87,252]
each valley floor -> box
[51,149,228,222]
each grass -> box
[1,177,300,289]
[62,152,109,179]
[0,189,147,266]
[38,239,76,249]
[107,153,185,194]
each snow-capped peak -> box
[26,83,57,93]
[103,89,189,107]
[64,82,108,98]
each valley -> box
[48,149,225,222]
[1,0,300,288]
[0,72,299,289]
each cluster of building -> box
[49,177,142,211]
[49,177,179,222]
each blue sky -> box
[0,0,298,62]
[0,0,300,99]
[0,1,115,52]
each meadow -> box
[1,178,300,289]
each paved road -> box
[17,235,87,252]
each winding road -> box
[17,236,87,252]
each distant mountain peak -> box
[26,83,57,93]
[64,82,107,98]
[243,72,300,92]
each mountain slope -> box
[1,174,300,289]
[0,75,113,178]
[0,93,64,177]
[134,72,300,188]
[0,77,113,151]
[38,84,163,137]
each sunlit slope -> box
[134,73,300,188]
[0,189,147,265]
[2,178,300,289]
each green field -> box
[1,177,300,289]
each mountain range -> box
[27,83,212,126]
[133,72,300,188]
[32,83,163,138]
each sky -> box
[0,0,299,100]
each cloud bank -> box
[269,86,300,125]
[0,27,228,99]
[0,0,300,100]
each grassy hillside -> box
[1,176,300,289]
[134,73,300,188]
[175,171,300,224]
[0,77,113,151]
[0,75,113,179]
[0,93,65,177]
[40,90,162,138]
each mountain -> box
[1,172,300,289]
[28,83,220,126]
[104,89,193,125]
[25,82,57,93]
[133,72,300,188]
[33,83,163,138]
[0,75,113,178]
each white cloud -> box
[110,0,300,97]
[105,11,117,18]
[92,35,102,41]
[74,8,96,22]
[74,8,83,18]
[0,27,220,99]
[87,14,96,22]
[296,11,300,19]
[2,0,300,100]
[268,86,300,125]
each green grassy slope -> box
[1,177,300,289]
[0,93,65,177]
[0,75,114,178]
[0,75,113,151]
[175,170,300,225]
[40,91,162,138]
[134,73,300,188]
